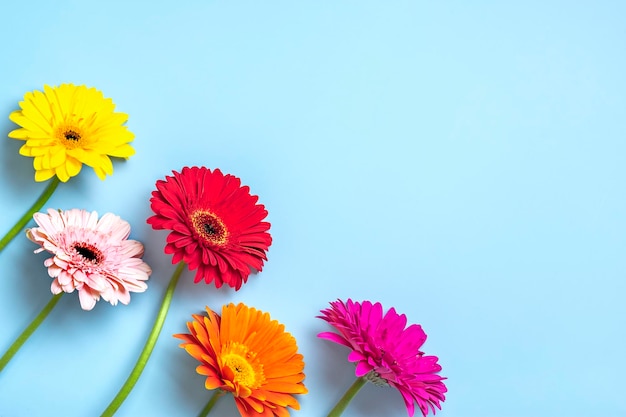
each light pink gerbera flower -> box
[318,299,447,417]
[26,208,151,310]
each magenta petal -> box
[317,332,351,348]
[399,388,416,417]
[355,361,373,377]
[348,351,366,362]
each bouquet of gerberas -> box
[0,84,446,417]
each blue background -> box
[0,1,625,416]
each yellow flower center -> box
[220,342,265,396]
[191,210,229,246]
[55,124,86,149]
[223,354,256,386]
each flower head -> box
[175,303,307,417]
[9,83,135,182]
[318,299,447,417]
[147,166,272,290]
[26,208,151,310]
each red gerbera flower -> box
[147,166,272,290]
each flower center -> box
[64,130,81,141]
[220,342,264,395]
[191,210,229,246]
[223,354,256,386]
[73,242,103,264]
[55,124,85,149]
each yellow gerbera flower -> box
[8,83,135,182]
[175,303,308,417]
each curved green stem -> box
[0,177,60,253]
[0,292,63,372]
[327,377,367,417]
[100,262,186,417]
[197,390,224,417]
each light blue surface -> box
[1,1,625,416]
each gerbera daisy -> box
[9,83,135,182]
[147,166,272,290]
[0,208,151,373]
[318,299,447,417]
[26,208,151,310]
[175,303,308,417]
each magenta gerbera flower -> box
[318,299,447,417]
[26,208,152,310]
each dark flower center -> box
[191,210,229,246]
[64,130,81,141]
[73,242,103,264]
[56,124,85,149]
[203,223,217,235]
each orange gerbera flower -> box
[175,303,308,417]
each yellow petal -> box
[55,163,70,182]
[65,156,82,177]
[34,169,54,182]
[48,147,67,168]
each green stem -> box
[0,292,63,372]
[197,390,224,417]
[0,177,60,253]
[327,377,367,417]
[100,261,186,417]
